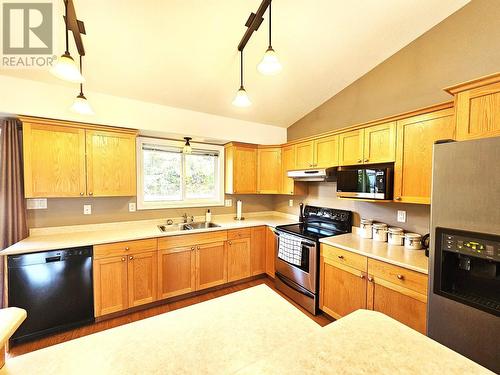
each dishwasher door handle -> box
[45,256,61,263]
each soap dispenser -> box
[205,209,212,222]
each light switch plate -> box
[225,199,233,207]
[128,202,136,212]
[397,210,407,223]
[288,199,294,207]
[83,204,92,215]
[26,198,47,210]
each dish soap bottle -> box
[205,209,212,222]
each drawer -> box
[227,228,252,240]
[321,244,367,272]
[368,258,428,295]
[94,238,157,259]
[158,230,227,249]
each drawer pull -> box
[395,197,402,201]
[360,274,365,279]
[228,241,232,245]
[191,246,195,251]
[337,255,344,260]
[129,256,133,260]
[368,276,374,282]
[125,247,130,251]
[121,257,125,262]
[397,274,405,280]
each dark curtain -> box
[0,118,28,307]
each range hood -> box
[287,167,337,182]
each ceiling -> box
[1,0,470,127]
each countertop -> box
[320,232,429,274]
[1,212,297,256]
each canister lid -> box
[388,227,404,233]
[361,218,373,224]
[405,232,421,239]
[372,222,388,228]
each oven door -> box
[275,232,317,293]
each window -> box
[137,137,224,209]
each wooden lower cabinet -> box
[195,241,227,290]
[250,226,266,275]
[93,256,129,317]
[158,246,196,299]
[227,237,251,282]
[127,251,158,308]
[265,227,277,277]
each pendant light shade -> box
[183,137,192,154]
[71,93,94,115]
[258,1,282,76]
[51,53,85,83]
[233,50,251,107]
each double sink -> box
[158,221,220,233]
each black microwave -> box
[336,165,393,200]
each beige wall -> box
[27,195,274,228]
[287,0,500,140]
[274,183,430,235]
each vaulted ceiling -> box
[1,0,470,127]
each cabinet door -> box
[295,141,314,169]
[233,146,257,194]
[127,251,158,308]
[257,147,282,194]
[23,123,86,198]
[251,226,267,275]
[455,80,500,140]
[195,241,227,290]
[363,122,396,164]
[281,145,296,195]
[367,276,427,334]
[265,227,277,277]
[86,130,136,197]
[339,129,364,166]
[394,108,454,204]
[158,246,196,299]
[93,256,128,317]
[314,135,339,168]
[227,237,251,282]
[320,257,367,319]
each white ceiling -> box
[1,0,470,128]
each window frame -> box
[136,137,225,210]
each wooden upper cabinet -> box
[281,145,307,196]
[250,226,266,276]
[127,250,158,308]
[158,246,196,299]
[314,135,339,168]
[23,123,87,198]
[86,130,136,197]
[257,147,282,194]
[295,140,314,169]
[339,129,364,166]
[195,241,227,290]
[394,108,455,204]
[225,143,257,194]
[363,122,396,164]
[93,255,128,317]
[445,73,500,141]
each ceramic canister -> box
[359,219,373,239]
[405,233,423,250]
[388,227,404,245]
[372,223,388,242]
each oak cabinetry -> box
[227,236,251,282]
[225,143,257,194]
[294,136,339,169]
[394,108,454,204]
[257,147,282,194]
[250,226,267,275]
[339,123,396,166]
[21,117,138,198]
[281,145,307,196]
[265,227,277,277]
[445,73,500,141]
[196,241,228,290]
[158,246,196,299]
[295,141,314,169]
[93,239,158,317]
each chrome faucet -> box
[182,213,194,223]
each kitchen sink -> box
[158,222,220,232]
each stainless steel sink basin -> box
[158,222,220,232]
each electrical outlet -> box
[26,198,47,209]
[129,202,136,212]
[83,204,92,215]
[225,199,233,207]
[397,210,406,223]
[288,199,294,207]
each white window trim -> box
[136,137,225,210]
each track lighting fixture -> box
[70,55,94,115]
[257,1,282,75]
[232,50,252,107]
[183,137,193,154]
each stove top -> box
[276,206,353,241]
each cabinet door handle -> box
[364,159,369,163]
[89,192,93,196]
[338,255,344,260]
[129,256,133,260]
[396,274,405,280]
[357,159,362,163]
[191,246,195,251]
[197,245,200,250]
[368,276,374,282]
[121,257,125,262]
[395,197,402,201]
[228,241,232,245]
[360,274,365,279]
[79,192,84,196]
[125,247,130,251]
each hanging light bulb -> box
[183,137,192,154]
[50,1,84,83]
[232,50,252,107]
[257,1,282,75]
[70,56,94,115]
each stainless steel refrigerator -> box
[428,136,500,373]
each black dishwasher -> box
[8,246,94,343]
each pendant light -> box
[70,55,94,115]
[183,137,192,154]
[50,0,84,83]
[232,50,252,107]
[257,0,282,76]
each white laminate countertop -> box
[320,232,429,274]
[1,212,297,256]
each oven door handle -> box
[276,273,315,298]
